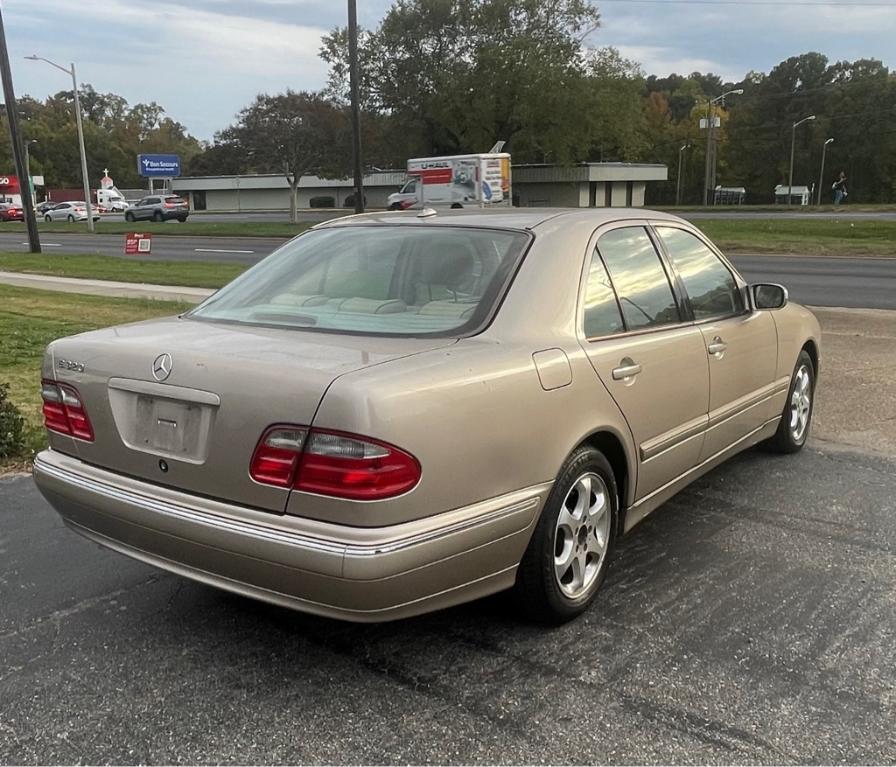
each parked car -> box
[33,209,820,624]
[124,195,189,223]
[0,202,24,221]
[43,201,101,223]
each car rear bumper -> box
[33,449,548,622]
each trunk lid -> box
[48,315,454,512]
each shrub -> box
[309,195,336,208]
[0,383,26,461]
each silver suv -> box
[125,195,189,223]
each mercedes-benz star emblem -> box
[151,353,173,382]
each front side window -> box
[596,227,681,331]
[655,227,743,319]
[189,225,529,336]
[583,248,624,337]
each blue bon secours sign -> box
[137,154,181,177]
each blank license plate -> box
[135,395,206,460]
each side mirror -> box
[751,283,788,310]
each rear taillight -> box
[41,380,94,441]
[249,426,307,487]
[249,426,421,500]
[298,431,421,500]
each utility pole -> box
[0,9,40,253]
[348,0,364,214]
[701,89,743,207]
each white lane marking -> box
[194,248,255,254]
[22,242,62,247]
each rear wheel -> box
[153,210,163,222]
[514,446,617,623]
[177,216,187,223]
[763,349,815,453]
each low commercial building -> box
[171,162,668,211]
[511,163,667,208]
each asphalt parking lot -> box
[1,309,895,764]
[2,443,894,764]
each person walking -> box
[832,171,848,204]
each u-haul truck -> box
[387,152,511,210]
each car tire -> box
[177,216,187,223]
[388,203,402,211]
[125,212,135,222]
[153,211,163,222]
[450,203,463,209]
[67,214,75,222]
[514,445,618,624]
[762,349,815,454]
[44,215,52,223]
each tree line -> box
[4,0,894,204]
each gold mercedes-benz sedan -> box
[33,209,820,623]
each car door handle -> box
[612,360,642,380]
[707,337,728,355]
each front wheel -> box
[125,212,135,222]
[44,215,52,223]
[763,349,815,453]
[67,214,75,222]
[514,446,618,623]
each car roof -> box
[314,207,688,232]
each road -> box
[2,443,894,763]
[96,209,896,222]
[1,230,894,309]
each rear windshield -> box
[188,225,530,336]
[165,196,185,203]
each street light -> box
[676,143,690,206]
[24,139,36,206]
[787,114,816,206]
[25,54,94,232]
[703,88,743,206]
[817,137,834,206]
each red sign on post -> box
[124,232,152,255]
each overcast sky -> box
[5,0,894,141]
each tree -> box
[320,0,602,162]
[211,91,351,222]
[1,86,202,190]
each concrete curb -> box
[0,271,213,303]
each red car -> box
[0,202,24,221]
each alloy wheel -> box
[790,364,812,442]
[553,472,611,599]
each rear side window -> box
[583,248,624,337]
[596,227,681,330]
[188,225,530,337]
[655,227,744,319]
